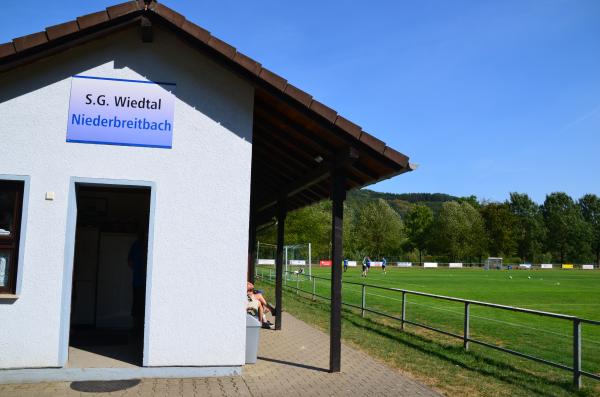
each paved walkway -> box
[0,313,441,396]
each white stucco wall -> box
[0,25,253,368]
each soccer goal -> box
[256,241,312,277]
[485,257,503,270]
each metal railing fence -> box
[255,268,600,389]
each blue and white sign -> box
[67,75,176,148]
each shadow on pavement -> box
[257,356,329,373]
[70,379,140,393]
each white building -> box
[0,1,412,383]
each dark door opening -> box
[69,184,150,368]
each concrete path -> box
[0,313,441,396]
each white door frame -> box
[59,177,157,367]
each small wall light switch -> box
[45,192,55,201]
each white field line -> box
[364,291,600,346]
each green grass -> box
[255,266,600,397]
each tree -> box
[353,199,404,258]
[285,202,331,259]
[579,194,600,265]
[462,202,488,261]
[458,195,480,209]
[480,202,516,258]
[431,201,487,262]
[255,202,331,259]
[343,202,360,259]
[508,193,546,263]
[405,204,434,264]
[542,192,591,263]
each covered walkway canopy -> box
[0,0,414,373]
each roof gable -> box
[0,1,414,219]
[0,0,410,170]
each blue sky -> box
[2,1,599,203]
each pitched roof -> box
[0,1,413,219]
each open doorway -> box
[68,184,151,368]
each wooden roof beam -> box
[256,147,359,213]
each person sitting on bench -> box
[247,282,275,329]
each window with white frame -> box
[0,180,24,294]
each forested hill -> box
[347,189,461,217]
[257,188,600,264]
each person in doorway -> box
[128,238,147,336]
[343,259,348,272]
[382,257,387,274]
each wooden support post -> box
[275,199,286,331]
[329,167,346,373]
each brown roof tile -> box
[153,4,185,28]
[106,2,140,19]
[77,11,110,30]
[233,52,261,75]
[383,146,409,167]
[309,100,338,123]
[0,42,16,58]
[259,68,287,91]
[135,0,152,9]
[181,20,210,43]
[334,116,362,139]
[359,131,386,153]
[13,32,48,52]
[45,21,79,41]
[208,36,236,59]
[284,84,313,107]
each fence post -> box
[573,318,582,389]
[269,269,272,281]
[464,302,470,351]
[361,285,366,318]
[312,276,316,301]
[296,272,300,294]
[401,291,406,330]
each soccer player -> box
[382,257,387,274]
[362,256,371,277]
[361,256,368,277]
[343,258,348,272]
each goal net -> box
[284,243,312,278]
[485,257,503,270]
[255,241,312,279]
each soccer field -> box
[256,266,600,377]
[334,266,600,319]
